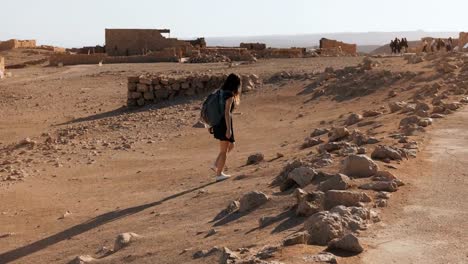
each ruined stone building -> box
[105,29,200,57]
[240,43,267,50]
[0,39,36,51]
[319,38,357,56]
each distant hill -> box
[205,31,460,52]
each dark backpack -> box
[200,89,225,127]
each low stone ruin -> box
[127,73,262,107]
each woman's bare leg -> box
[216,141,230,176]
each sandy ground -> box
[0,54,466,264]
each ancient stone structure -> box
[68,45,106,54]
[0,57,5,78]
[183,38,207,48]
[459,32,468,51]
[126,73,261,107]
[240,43,267,50]
[319,38,357,56]
[256,48,306,58]
[105,28,198,57]
[49,49,178,66]
[0,39,36,51]
[200,48,256,61]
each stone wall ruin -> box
[127,73,261,107]
[240,43,267,50]
[459,32,468,51]
[105,28,197,57]
[0,57,5,79]
[0,39,37,51]
[319,38,357,56]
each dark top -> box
[213,90,235,142]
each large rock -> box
[114,232,142,251]
[371,145,404,161]
[287,166,317,188]
[329,127,350,142]
[328,233,364,253]
[276,159,310,191]
[296,190,325,217]
[359,181,398,192]
[304,206,370,245]
[283,231,310,246]
[246,153,264,165]
[311,128,330,137]
[389,101,407,113]
[345,113,363,126]
[372,171,404,186]
[341,155,379,178]
[325,190,372,209]
[219,247,240,264]
[399,116,421,128]
[318,174,351,192]
[362,110,383,117]
[239,191,270,212]
[302,137,324,149]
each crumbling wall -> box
[256,48,305,58]
[183,38,207,48]
[105,29,193,56]
[200,48,256,61]
[0,39,36,51]
[240,43,266,50]
[127,73,261,107]
[49,49,178,66]
[459,32,468,50]
[319,38,356,56]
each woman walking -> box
[210,73,241,182]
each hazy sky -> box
[1,0,467,47]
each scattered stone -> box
[341,155,379,178]
[239,191,270,213]
[206,228,217,237]
[302,137,324,149]
[296,190,325,217]
[362,110,382,117]
[311,128,330,137]
[247,153,264,165]
[372,171,404,186]
[256,245,279,260]
[304,206,370,245]
[220,247,240,264]
[303,252,337,263]
[318,174,351,192]
[58,210,72,220]
[359,181,398,192]
[114,232,142,251]
[371,145,404,161]
[329,127,350,142]
[283,232,310,246]
[389,101,406,113]
[327,233,363,253]
[68,255,96,264]
[287,166,317,188]
[325,190,372,209]
[375,199,388,207]
[345,113,363,126]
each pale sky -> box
[1,0,467,47]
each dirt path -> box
[362,107,468,264]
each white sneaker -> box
[221,172,231,177]
[216,174,231,182]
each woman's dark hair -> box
[221,73,241,94]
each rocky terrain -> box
[0,53,466,264]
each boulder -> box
[304,206,370,245]
[341,155,379,178]
[325,190,372,209]
[362,110,383,117]
[327,233,363,253]
[296,191,325,217]
[345,113,363,126]
[302,137,324,149]
[114,232,142,251]
[311,128,330,137]
[329,127,350,142]
[371,145,404,161]
[399,116,421,128]
[220,247,240,264]
[283,231,310,246]
[288,167,317,188]
[389,101,406,113]
[372,171,404,186]
[239,191,269,212]
[303,253,338,263]
[318,174,351,192]
[246,153,264,165]
[418,118,433,127]
[276,159,310,191]
[415,102,431,112]
[359,181,398,192]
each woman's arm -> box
[225,97,234,138]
